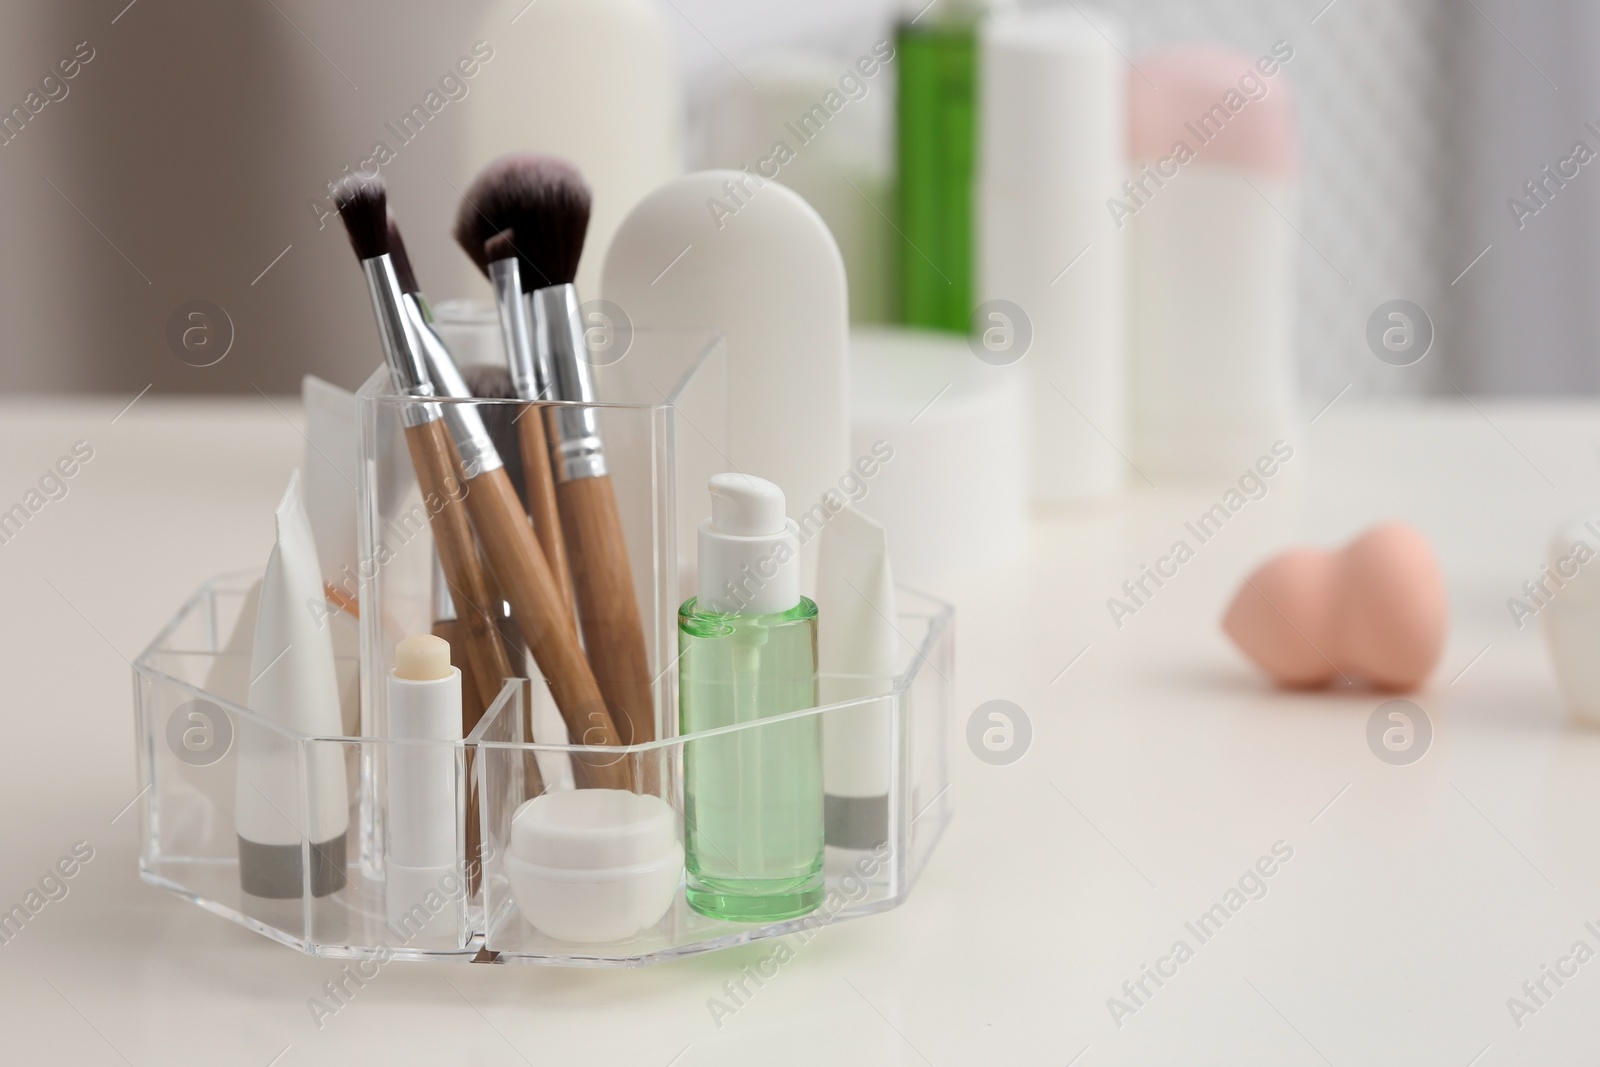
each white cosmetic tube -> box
[818,506,898,849]
[236,472,349,899]
[463,0,681,300]
[384,634,463,938]
[978,8,1127,504]
[301,374,362,736]
[1125,45,1300,478]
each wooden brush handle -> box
[479,555,550,798]
[432,618,495,894]
[519,411,574,620]
[462,465,631,791]
[402,419,514,737]
[557,474,656,747]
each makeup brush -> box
[332,183,514,748]
[387,209,629,789]
[459,363,534,680]
[393,221,537,692]
[347,188,628,790]
[452,206,577,624]
[460,363,527,503]
[456,154,656,747]
[338,191,544,884]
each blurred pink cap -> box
[1128,44,1299,179]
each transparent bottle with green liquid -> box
[896,0,1008,331]
[679,473,823,921]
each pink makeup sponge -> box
[1223,523,1447,692]
[1222,549,1339,688]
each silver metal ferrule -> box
[403,293,505,479]
[361,256,439,428]
[532,283,607,481]
[488,257,545,403]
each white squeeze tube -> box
[818,507,898,850]
[301,374,361,736]
[384,634,463,938]
[236,472,349,900]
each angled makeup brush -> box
[337,181,626,791]
[452,206,577,624]
[457,154,656,748]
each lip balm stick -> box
[386,634,464,938]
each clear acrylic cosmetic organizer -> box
[132,329,953,965]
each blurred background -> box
[0,0,1590,398]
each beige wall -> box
[0,0,491,396]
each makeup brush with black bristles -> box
[454,155,655,749]
[451,218,580,625]
[338,185,627,791]
[453,152,590,289]
[333,181,515,753]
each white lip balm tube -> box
[385,634,464,940]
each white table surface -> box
[3,395,1600,1066]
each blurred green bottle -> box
[896,0,1002,332]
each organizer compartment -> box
[132,329,953,964]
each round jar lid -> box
[511,789,679,871]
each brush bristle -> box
[454,153,591,289]
[452,192,493,276]
[386,215,420,295]
[335,177,389,261]
[460,364,527,505]
[483,229,517,269]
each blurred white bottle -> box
[978,8,1128,504]
[696,50,896,324]
[462,0,681,298]
[1124,44,1300,479]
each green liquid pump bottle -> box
[896,0,1006,332]
[680,474,823,921]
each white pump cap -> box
[697,473,802,615]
